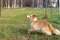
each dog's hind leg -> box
[41,27,52,35]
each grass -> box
[0,8,60,40]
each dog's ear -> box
[33,14,36,17]
[32,14,36,17]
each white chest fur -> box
[30,22,33,28]
[30,22,41,30]
[30,17,37,28]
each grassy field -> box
[0,8,60,40]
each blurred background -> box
[0,0,60,8]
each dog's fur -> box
[27,14,60,35]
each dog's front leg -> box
[27,28,35,37]
[27,28,34,39]
[28,28,35,34]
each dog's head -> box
[27,14,37,21]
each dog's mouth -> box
[27,15,30,20]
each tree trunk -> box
[40,0,43,8]
[21,0,23,8]
[0,0,3,17]
[11,0,16,8]
[16,0,20,8]
[32,0,34,7]
[6,0,8,8]
[12,0,14,8]
[37,0,40,7]
[13,0,16,8]
[1,0,3,8]
[45,0,48,18]
[8,0,10,8]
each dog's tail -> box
[49,24,60,35]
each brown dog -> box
[27,14,60,35]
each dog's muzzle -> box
[27,15,30,20]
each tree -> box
[16,0,20,8]
[0,0,3,17]
[14,0,17,8]
[1,0,3,8]
[32,0,34,7]
[8,0,10,8]
[45,0,48,18]
[11,0,16,8]
[37,0,40,7]
[5,0,8,8]
[21,0,23,7]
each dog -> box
[27,14,60,35]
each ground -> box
[0,8,60,40]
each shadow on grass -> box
[0,26,60,40]
[19,28,44,35]
[19,28,60,40]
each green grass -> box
[0,8,60,40]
